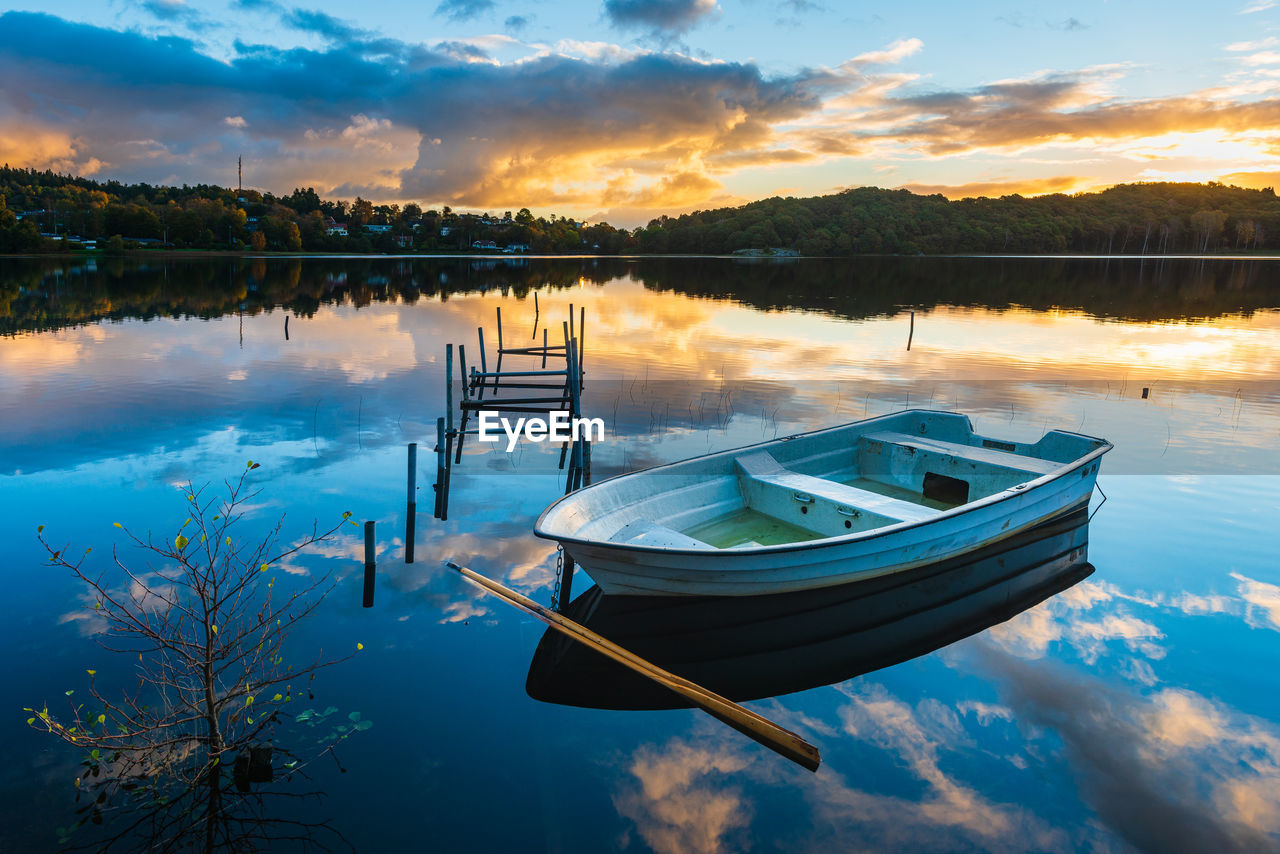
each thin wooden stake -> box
[477,327,488,400]
[434,417,446,519]
[494,307,504,391]
[362,522,376,607]
[445,344,454,435]
[445,561,820,772]
[459,344,469,402]
[455,344,470,464]
[406,443,416,564]
[907,310,915,351]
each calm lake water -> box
[2,256,1278,852]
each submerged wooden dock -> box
[431,299,593,608]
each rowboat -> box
[534,409,1111,596]
[527,508,1093,707]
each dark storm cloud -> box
[603,0,717,36]
[0,10,825,209]
[0,13,231,94]
[8,9,1270,217]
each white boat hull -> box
[536,410,1111,596]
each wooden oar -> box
[445,561,821,772]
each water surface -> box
[2,256,1278,852]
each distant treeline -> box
[635,183,1279,255]
[1,165,1278,256]
[3,255,1276,336]
[0,166,621,255]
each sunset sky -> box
[2,0,1280,226]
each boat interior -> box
[548,411,1107,550]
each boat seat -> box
[734,451,941,524]
[862,431,1059,476]
[608,519,712,549]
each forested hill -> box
[1,163,1277,256]
[635,182,1279,255]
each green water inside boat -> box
[683,508,824,548]
[682,475,960,548]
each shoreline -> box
[4,250,1280,261]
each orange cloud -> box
[895,175,1094,199]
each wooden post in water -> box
[559,550,575,608]
[445,344,454,436]
[566,336,583,489]
[542,328,548,369]
[445,561,820,772]
[494,306,504,390]
[476,327,487,400]
[907,310,915,351]
[455,345,470,464]
[434,417,446,519]
[284,315,289,341]
[458,345,469,402]
[557,321,573,470]
[442,426,453,522]
[578,306,585,387]
[406,443,417,564]
[362,522,376,608]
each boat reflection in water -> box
[527,508,1093,708]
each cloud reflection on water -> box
[972,646,1280,854]
[5,256,1280,850]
